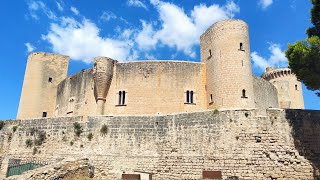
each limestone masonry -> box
[1,19,318,180]
[17,19,304,119]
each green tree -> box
[286,0,320,96]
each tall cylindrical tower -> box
[92,57,115,115]
[200,19,255,109]
[262,67,304,109]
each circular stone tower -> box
[262,67,304,109]
[200,19,255,109]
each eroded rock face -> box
[6,159,95,180]
[92,57,116,115]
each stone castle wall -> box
[56,61,207,117]
[1,109,320,179]
[17,52,69,119]
[253,76,279,115]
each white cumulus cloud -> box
[100,11,117,22]
[25,43,36,53]
[70,6,80,15]
[259,0,273,9]
[135,0,240,58]
[251,43,288,72]
[127,0,148,10]
[42,17,135,63]
[56,1,63,11]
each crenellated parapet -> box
[92,57,116,115]
[262,67,295,81]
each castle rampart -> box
[1,109,320,179]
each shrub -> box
[34,131,46,146]
[87,133,93,141]
[213,109,219,114]
[29,128,36,136]
[70,141,74,146]
[12,126,18,133]
[80,144,84,148]
[100,124,108,136]
[0,121,5,130]
[73,122,83,137]
[26,139,33,148]
[32,147,37,155]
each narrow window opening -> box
[208,49,212,58]
[185,90,195,104]
[48,77,52,83]
[190,91,194,104]
[295,84,298,91]
[42,112,47,118]
[122,91,126,105]
[239,43,245,51]
[118,91,126,105]
[186,90,190,103]
[210,94,213,102]
[241,89,247,98]
[242,60,243,67]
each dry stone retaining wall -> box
[0,109,319,179]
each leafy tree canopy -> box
[286,0,320,96]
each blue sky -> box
[0,0,318,119]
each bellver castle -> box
[0,19,319,180]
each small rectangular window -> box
[241,89,248,98]
[239,43,245,51]
[295,84,298,91]
[118,91,126,105]
[42,112,47,118]
[48,77,52,83]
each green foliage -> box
[307,0,320,37]
[286,36,320,96]
[87,133,93,141]
[286,1,320,96]
[34,131,46,146]
[70,141,74,146]
[100,124,108,136]
[0,121,5,130]
[12,126,18,133]
[73,122,83,137]
[26,139,33,148]
[213,109,219,114]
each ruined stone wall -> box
[253,76,279,115]
[200,19,255,109]
[56,69,96,117]
[1,109,320,179]
[17,52,69,119]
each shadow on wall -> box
[286,109,320,179]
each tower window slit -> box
[241,89,247,98]
[48,77,52,83]
[295,84,298,91]
[239,43,245,51]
